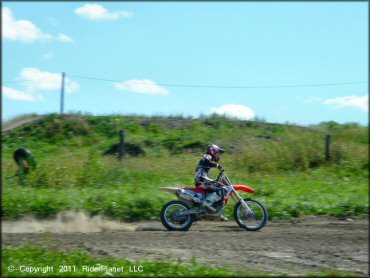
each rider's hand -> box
[217,181,224,188]
[217,164,224,171]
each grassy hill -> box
[2,113,368,221]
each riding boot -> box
[219,215,229,221]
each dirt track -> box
[2,216,369,276]
[2,116,42,133]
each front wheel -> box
[160,200,194,231]
[234,198,267,231]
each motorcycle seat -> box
[181,187,207,194]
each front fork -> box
[230,188,253,215]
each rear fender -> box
[159,187,179,194]
[233,185,256,194]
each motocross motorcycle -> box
[159,169,267,231]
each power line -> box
[155,81,367,89]
[68,75,369,89]
[68,75,121,83]
[3,74,368,89]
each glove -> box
[217,164,224,171]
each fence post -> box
[119,130,125,161]
[325,134,331,161]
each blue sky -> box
[2,2,368,125]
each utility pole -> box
[325,134,331,161]
[60,72,65,115]
[119,129,125,161]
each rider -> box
[194,144,227,215]
[13,147,37,175]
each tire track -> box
[2,216,368,276]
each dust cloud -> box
[2,211,138,233]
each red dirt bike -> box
[159,169,267,231]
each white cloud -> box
[2,7,50,42]
[57,33,74,43]
[2,7,74,43]
[75,4,133,21]
[3,86,36,102]
[114,79,169,95]
[41,52,55,60]
[211,104,255,120]
[323,95,368,112]
[65,79,80,94]
[4,68,80,102]
[18,68,79,94]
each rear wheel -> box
[160,200,194,231]
[234,198,267,231]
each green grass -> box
[1,245,264,277]
[1,114,368,221]
[2,160,368,221]
[1,245,359,277]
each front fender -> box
[233,185,256,194]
